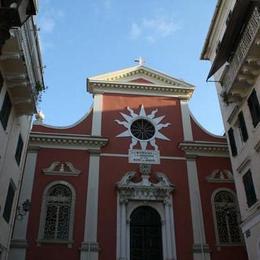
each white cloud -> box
[129,23,142,40]
[129,15,180,42]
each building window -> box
[0,71,3,93]
[0,92,12,130]
[130,206,163,260]
[39,182,75,242]
[213,190,241,244]
[228,128,237,156]
[3,180,16,223]
[238,111,248,142]
[243,170,257,207]
[248,89,260,127]
[15,134,24,165]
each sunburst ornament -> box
[115,105,171,151]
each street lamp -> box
[0,0,37,54]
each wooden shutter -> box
[228,128,237,156]
[248,89,260,127]
[238,111,248,142]
[243,170,257,207]
[3,181,16,223]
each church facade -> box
[9,65,247,260]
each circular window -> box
[130,119,155,140]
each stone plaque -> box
[128,149,160,164]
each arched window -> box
[38,182,75,243]
[130,206,163,260]
[213,190,241,244]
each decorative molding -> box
[10,239,28,248]
[254,139,260,153]
[29,132,108,150]
[88,65,195,88]
[236,156,251,174]
[115,105,170,151]
[42,161,81,176]
[117,171,174,203]
[88,80,194,100]
[192,244,210,253]
[206,169,234,183]
[80,242,100,252]
[179,141,229,157]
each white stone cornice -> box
[88,80,194,100]
[29,132,108,150]
[179,141,229,157]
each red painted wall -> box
[196,157,247,259]
[26,148,90,260]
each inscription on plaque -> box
[129,149,160,164]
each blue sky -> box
[37,0,223,135]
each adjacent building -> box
[10,64,247,260]
[0,1,44,259]
[201,0,260,259]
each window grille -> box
[43,184,72,240]
[214,191,241,244]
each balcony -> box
[0,17,44,115]
[222,6,260,96]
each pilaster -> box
[8,149,38,260]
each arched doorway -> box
[130,206,163,260]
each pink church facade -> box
[9,65,247,260]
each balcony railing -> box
[222,6,260,93]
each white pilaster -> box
[181,100,210,259]
[186,158,210,260]
[8,149,38,260]
[80,152,100,260]
[91,94,103,136]
[180,100,193,141]
[81,93,103,260]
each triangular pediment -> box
[89,65,194,88]
[88,65,195,100]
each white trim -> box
[180,100,193,141]
[88,80,194,100]
[10,150,38,260]
[116,171,176,260]
[80,153,100,260]
[88,65,195,89]
[33,105,93,128]
[189,110,226,139]
[241,209,260,232]
[37,181,76,246]
[91,94,103,136]
[186,158,210,259]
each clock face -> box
[130,119,155,141]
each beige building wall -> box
[0,13,44,260]
[201,1,260,259]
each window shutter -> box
[0,92,12,130]
[243,170,257,207]
[248,89,260,127]
[238,111,248,142]
[3,182,16,223]
[228,128,237,156]
[0,71,3,93]
[15,135,24,165]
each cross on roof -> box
[134,57,145,66]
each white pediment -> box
[89,65,194,88]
